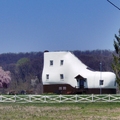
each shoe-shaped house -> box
[42,51,116,94]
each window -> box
[46,74,49,80]
[60,74,64,80]
[63,87,66,90]
[60,60,64,65]
[100,80,104,85]
[50,60,53,66]
[59,87,62,90]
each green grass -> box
[0,102,120,120]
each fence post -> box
[92,94,94,102]
[29,95,31,102]
[59,95,62,102]
[108,94,110,102]
[75,94,78,102]
[44,96,47,102]
[0,95,2,102]
[14,95,16,102]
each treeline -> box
[0,50,114,94]
[73,50,114,71]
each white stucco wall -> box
[42,51,116,89]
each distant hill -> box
[0,50,114,94]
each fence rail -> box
[0,94,120,103]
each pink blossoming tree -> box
[0,67,11,88]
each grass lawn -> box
[0,102,120,120]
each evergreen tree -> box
[112,29,120,88]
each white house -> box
[42,51,116,94]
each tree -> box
[112,29,120,88]
[0,67,11,88]
[31,76,43,94]
[16,58,31,81]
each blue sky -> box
[0,0,120,53]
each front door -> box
[75,75,86,89]
[77,79,84,88]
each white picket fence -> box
[0,94,120,103]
